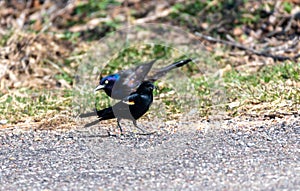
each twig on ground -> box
[133,8,172,24]
[195,32,300,61]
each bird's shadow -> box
[79,110,157,138]
[81,131,157,139]
[79,117,157,138]
[83,119,100,128]
[79,130,157,139]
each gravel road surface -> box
[0,116,299,190]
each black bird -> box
[81,81,155,133]
[94,58,192,99]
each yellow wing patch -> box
[123,100,135,105]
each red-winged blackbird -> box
[81,81,155,133]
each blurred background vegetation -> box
[0,0,299,128]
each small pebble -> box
[0,120,8,125]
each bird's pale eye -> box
[105,80,109,84]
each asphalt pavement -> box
[0,116,299,190]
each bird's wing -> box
[146,58,192,82]
[121,93,140,105]
[112,60,156,98]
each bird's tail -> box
[79,108,115,128]
[96,107,115,120]
[147,58,193,81]
[79,107,115,120]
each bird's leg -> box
[132,120,157,135]
[133,120,147,133]
[133,120,142,131]
[117,119,123,134]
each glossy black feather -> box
[98,81,154,120]
[94,59,192,99]
[95,60,156,99]
[146,58,192,82]
[80,81,155,132]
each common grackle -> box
[94,58,192,99]
[81,81,155,133]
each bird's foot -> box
[106,130,119,137]
[133,124,157,135]
[119,130,157,137]
[131,127,157,136]
[135,131,157,136]
[107,126,157,137]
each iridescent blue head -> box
[94,74,120,96]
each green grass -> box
[0,89,72,124]
[0,29,14,46]
[283,1,293,13]
[224,62,300,86]
[54,72,74,85]
[223,62,300,115]
[1,46,299,125]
